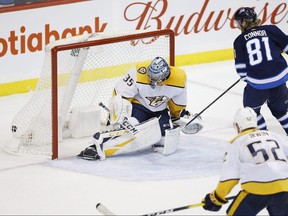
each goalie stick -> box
[98,102,139,135]
[185,78,241,127]
[96,196,235,216]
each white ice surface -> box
[1,60,284,215]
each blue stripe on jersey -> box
[284,44,288,53]
[235,63,247,79]
[235,63,246,69]
[247,67,288,89]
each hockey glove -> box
[202,190,227,212]
[172,110,203,134]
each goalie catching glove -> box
[202,190,228,212]
[172,110,203,134]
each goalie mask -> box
[147,57,170,88]
[233,107,257,132]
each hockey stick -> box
[185,78,241,126]
[96,196,236,216]
[96,203,115,215]
[98,102,139,135]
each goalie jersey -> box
[113,62,187,118]
[215,129,288,201]
[234,25,288,89]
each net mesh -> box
[7,30,172,157]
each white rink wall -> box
[0,0,287,84]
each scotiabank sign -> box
[0,17,107,57]
[0,0,287,83]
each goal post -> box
[9,29,175,160]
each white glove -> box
[181,113,203,134]
[172,110,203,134]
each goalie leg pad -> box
[100,117,162,157]
[116,117,162,154]
[153,127,181,155]
[163,127,181,155]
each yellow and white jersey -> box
[114,62,187,118]
[215,129,288,200]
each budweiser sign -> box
[124,0,288,35]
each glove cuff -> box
[179,109,191,118]
[209,191,228,206]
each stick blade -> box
[96,203,115,215]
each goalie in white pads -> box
[78,56,203,160]
[202,107,288,215]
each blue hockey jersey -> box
[234,25,288,89]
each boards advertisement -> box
[0,0,287,95]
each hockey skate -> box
[77,145,101,160]
[77,132,106,161]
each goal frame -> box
[51,29,175,159]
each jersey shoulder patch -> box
[136,62,150,84]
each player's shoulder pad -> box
[165,66,186,88]
[135,61,150,84]
[263,24,285,35]
[229,128,258,143]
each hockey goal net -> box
[8,29,175,159]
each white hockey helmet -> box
[233,107,257,131]
[147,57,170,88]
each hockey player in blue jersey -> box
[233,7,288,134]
